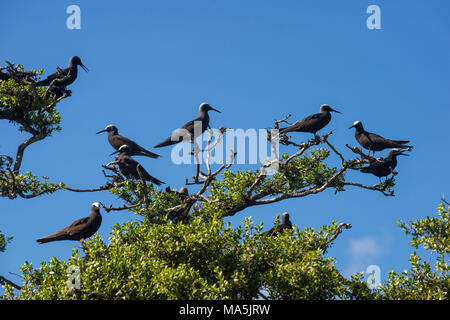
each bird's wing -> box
[302,113,321,121]
[360,158,391,173]
[361,160,384,170]
[36,67,68,86]
[139,165,164,185]
[154,118,198,148]
[281,113,321,133]
[123,156,139,166]
[114,136,137,150]
[66,217,91,236]
[121,137,160,158]
[180,118,197,132]
[365,131,385,144]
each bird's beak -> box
[96,129,107,134]
[110,150,119,156]
[349,124,355,129]
[210,107,221,113]
[80,63,89,72]
[330,107,341,114]
[398,151,409,156]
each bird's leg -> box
[61,88,72,98]
[192,141,201,162]
[313,133,319,142]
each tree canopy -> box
[0,63,448,300]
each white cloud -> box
[343,236,384,278]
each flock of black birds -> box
[2,56,412,245]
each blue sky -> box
[1,0,449,293]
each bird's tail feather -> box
[154,137,179,148]
[392,140,410,145]
[36,231,69,244]
[139,149,161,159]
[148,175,164,186]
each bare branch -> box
[324,222,352,246]
[343,181,394,197]
[64,183,115,193]
[0,275,22,290]
[323,130,345,164]
[13,132,48,175]
[99,200,144,213]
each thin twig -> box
[343,182,394,197]
[0,275,22,290]
[324,223,352,246]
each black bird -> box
[165,186,189,200]
[154,102,221,148]
[265,212,293,236]
[279,104,341,136]
[36,56,88,87]
[360,149,409,180]
[112,145,164,185]
[36,202,102,244]
[349,121,412,156]
[178,187,189,199]
[97,124,160,159]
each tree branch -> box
[324,223,352,246]
[0,275,22,290]
[13,132,48,175]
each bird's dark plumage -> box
[349,121,412,154]
[279,104,340,136]
[97,124,160,159]
[36,56,88,87]
[36,203,102,244]
[178,187,189,199]
[265,212,293,236]
[114,145,164,185]
[154,102,221,148]
[360,149,408,178]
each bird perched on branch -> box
[279,104,341,137]
[264,212,293,236]
[349,121,412,156]
[112,145,164,185]
[177,187,189,200]
[97,124,160,159]
[36,56,88,98]
[360,148,409,180]
[36,202,102,245]
[37,56,88,87]
[154,102,221,148]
